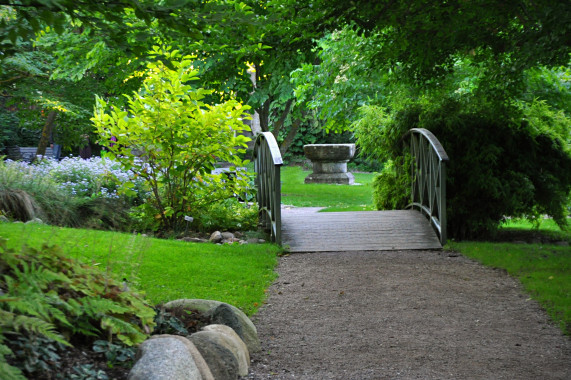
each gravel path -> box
[245,250,570,379]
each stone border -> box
[129,299,258,380]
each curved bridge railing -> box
[253,132,283,244]
[406,128,449,245]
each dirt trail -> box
[245,250,570,379]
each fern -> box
[79,296,131,317]
[0,236,156,378]
[100,315,147,346]
[0,360,26,380]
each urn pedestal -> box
[303,144,356,185]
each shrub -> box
[0,238,155,379]
[353,97,571,239]
[93,47,252,233]
[372,158,411,210]
[196,198,259,233]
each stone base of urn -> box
[303,144,356,185]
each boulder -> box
[164,299,261,353]
[150,335,214,380]
[128,336,203,380]
[210,304,244,342]
[190,332,239,380]
[190,330,249,377]
[209,231,223,243]
[202,324,249,357]
[0,215,9,223]
[221,232,235,240]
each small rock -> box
[258,239,266,243]
[247,238,259,244]
[209,231,223,243]
[233,231,243,238]
[180,237,208,243]
[25,218,43,224]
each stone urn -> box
[303,144,356,184]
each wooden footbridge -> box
[253,129,449,253]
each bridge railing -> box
[406,128,449,245]
[253,132,283,244]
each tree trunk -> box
[257,99,271,132]
[35,110,57,162]
[279,116,303,156]
[271,98,293,141]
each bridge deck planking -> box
[281,208,442,252]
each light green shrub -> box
[93,47,252,233]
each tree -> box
[93,48,252,232]
[291,26,393,133]
[0,0,213,67]
[299,0,571,85]
[287,1,571,238]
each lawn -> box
[0,223,281,315]
[281,165,376,211]
[500,217,571,242]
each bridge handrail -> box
[406,128,449,245]
[253,132,283,244]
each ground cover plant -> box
[0,237,155,379]
[281,165,375,211]
[0,156,146,230]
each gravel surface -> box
[244,250,570,379]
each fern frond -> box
[100,315,146,346]
[0,343,13,356]
[0,360,26,380]
[80,296,131,317]
[7,313,70,346]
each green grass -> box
[500,218,571,242]
[0,223,281,315]
[447,240,571,334]
[281,166,376,211]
